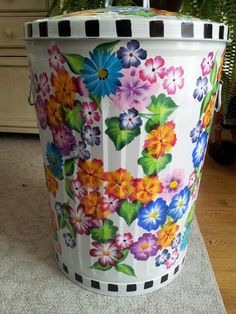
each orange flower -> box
[44,165,58,197]
[156,222,179,249]
[77,159,104,190]
[104,168,134,199]
[45,96,63,130]
[81,191,109,220]
[50,67,77,108]
[217,49,226,82]
[202,95,216,128]
[49,208,57,232]
[131,176,163,204]
[144,121,177,158]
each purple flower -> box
[63,232,76,248]
[193,76,208,101]
[52,124,76,156]
[119,108,142,130]
[113,68,152,111]
[81,125,101,146]
[165,248,179,269]
[39,72,50,97]
[70,141,91,160]
[155,249,171,266]
[190,120,203,143]
[171,232,181,249]
[32,73,40,94]
[48,45,65,72]
[55,202,63,217]
[130,233,158,261]
[161,169,185,203]
[117,40,147,68]
[35,95,47,129]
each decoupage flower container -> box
[24,6,228,296]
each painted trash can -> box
[25,5,228,296]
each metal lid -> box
[24,6,229,42]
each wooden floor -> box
[196,155,236,314]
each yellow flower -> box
[202,95,216,128]
[81,191,109,220]
[77,159,104,190]
[45,96,63,130]
[131,176,163,205]
[50,67,77,108]
[156,222,179,249]
[144,121,177,158]
[44,165,58,197]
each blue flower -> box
[46,142,63,179]
[190,120,203,143]
[193,76,208,101]
[81,126,101,146]
[192,131,208,168]
[180,225,191,251]
[155,249,171,266]
[117,40,147,68]
[138,198,168,231]
[63,232,76,248]
[168,186,190,222]
[81,48,123,97]
[119,108,142,130]
[70,141,91,160]
[171,232,181,249]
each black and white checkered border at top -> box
[25,19,229,41]
[55,252,186,296]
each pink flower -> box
[115,233,133,250]
[81,101,100,125]
[188,170,197,189]
[72,178,87,200]
[112,67,151,111]
[201,52,214,76]
[130,233,158,261]
[101,195,120,213]
[39,73,50,97]
[163,66,184,95]
[77,77,89,97]
[161,169,185,203]
[90,240,124,266]
[48,45,65,72]
[139,56,165,83]
[165,248,179,269]
[68,205,94,235]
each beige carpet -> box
[0,134,226,314]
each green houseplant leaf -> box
[138,152,172,175]
[90,262,112,271]
[115,264,136,277]
[64,54,85,74]
[117,201,141,226]
[90,219,118,243]
[64,158,75,177]
[105,117,141,151]
[64,101,84,133]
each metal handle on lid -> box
[105,0,150,8]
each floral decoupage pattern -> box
[30,40,222,278]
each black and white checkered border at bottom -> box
[55,252,186,296]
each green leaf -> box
[115,264,136,277]
[65,158,75,177]
[58,216,66,229]
[185,205,195,228]
[89,93,101,108]
[212,81,219,95]
[62,205,69,220]
[210,57,218,86]
[66,221,76,240]
[117,201,141,226]
[200,91,212,118]
[64,54,85,74]
[65,178,75,201]
[116,248,129,264]
[147,94,178,126]
[105,117,141,151]
[90,219,118,243]
[90,262,112,271]
[64,101,84,133]
[138,152,172,175]
[95,40,120,54]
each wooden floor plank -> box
[196,155,236,314]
